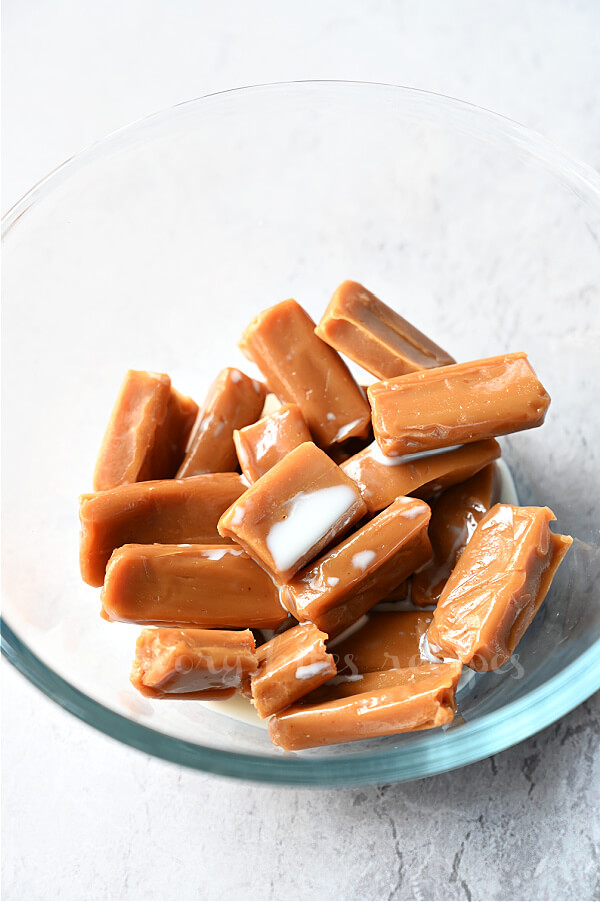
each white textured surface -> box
[2,3,600,900]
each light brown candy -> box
[281,496,432,637]
[331,610,433,675]
[341,439,501,513]
[268,662,462,750]
[233,403,312,483]
[239,298,370,447]
[131,628,257,699]
[93,370,198,491]
[218,442,367,582]
[369,352,550,457]
[316,280,455,379]
[426,504,572,670]
[177,367,266,477]
[250,623,336,718]
[102,544,287,629]
[79,473,245,587]
[412,463,502,607]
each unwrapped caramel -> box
[412,463,502,607]
[250,623,336,718]
[79,473,245,587]
[331,610,433,675]
[268,662,462,750]
[369,352,550,457]
[102,544,287,629]
[240,299,370,447]
[316,280,455,379]
[177,367,266,477]
[426,504,572,670]
[233,403,312,483]
[131,628,257,699]
[341,438,500,513]
[94,371,198,491]
[281,496,432,636]
[218,441,367,582]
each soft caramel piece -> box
[426,505,572,670]
[239,299,370,447]
[93,371,198,490]
[331,610,433,675]
[341,439,501,513]
[233,403,312,483]
[412,464,502,607]
[177,367,266,477]
[268,662,462,750]
[281,496,432,637]
[138,388,199,482]
[218,442,367,582]
[131,628,257,699]
[79,473,244,587]
[250,623,336,718]
[316,280,455,379]
[102,544,287,629]
[369,352,550,457]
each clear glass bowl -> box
[2,82,600,787]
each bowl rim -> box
[3,80,600,786]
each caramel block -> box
[369,352,550,457]
[268,662,462,750]
[218,442,367,582]
[93,371,198,490]
[79,473,245,587]
[177,368,266,477]
[412,464,502,607]
[250,623,336,718]
[102,544,287,629]
[331,610,433,675]
[341,439,500,513]
[281,496,432,637]
[426,504,572,670]
[138,388,199,483]
[239,299,370,447]
[131,628,257,699]
[233,403,312,483]
[316,280,455,379]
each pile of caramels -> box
[79,281,571,750]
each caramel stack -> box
[79,280,571,750]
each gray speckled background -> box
[2,2,600,900]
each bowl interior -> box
[3,83,600,784]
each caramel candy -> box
[268,662,462,750]
[218,442,367,582]
[369,352,550,457]
[177,368,266,477]
[131,628,257,699]
[233,403,312,483]
[250,623,336,718]
[341,439,501,513]
[316,280,455,379]
[79,473,245,587]
[412,464,502,607]
[331,610,433,675]
[281,496,432,637]
[426,504,572,670]
[93,371,198,491]
[102,544,287,629]
[239,299,370,447]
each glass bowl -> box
[2,81,600,787]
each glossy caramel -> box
[426,504,572,670]
[102,544,287,628]
[79,473,245,587]
[316,280,455,379]
[369,352,550,457]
